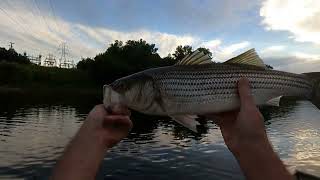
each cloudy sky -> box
[0,0,319,73]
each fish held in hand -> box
[103,49,320,132]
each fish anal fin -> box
[224,48,266,68]
[175,50,212,65]
[170,115,200,132]
[266,96,283,107]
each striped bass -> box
[103,49,320,132]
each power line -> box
[33,0,52,32]
[1,0,40,42]
[0,2,50,57]
[0,6,28,35]
[24,0,39,24]
[48,0,60,32]
[3,0,32,32]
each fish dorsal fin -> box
[175,50,212,65]
[224,48,266,68]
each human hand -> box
[207,78,294,180]
[51,105,132,180]
[79,104,133,149]
[207,78,269,155]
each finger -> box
[109,104,131,116]
[92,104,108,115]
[103,115,133,130]
[206,111,238,120]
[238,78,255,108]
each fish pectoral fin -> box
[170,114,200,133]
[266,96,283,107]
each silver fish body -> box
[105,63,313,116]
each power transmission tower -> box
[9,42,14,50]
[44,54,56,67]
[58,42,74,68]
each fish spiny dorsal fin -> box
[175,50,212,65]
[224,48,266,68]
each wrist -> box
[231,137,273,158]
[230,137,294,180]
[76,125,109,150]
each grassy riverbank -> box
[0,62,95,87]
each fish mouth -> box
[103,85,126,108]
[103,85,112,108]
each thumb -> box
[237,78,255,108]
[110,104,131,116]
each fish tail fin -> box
[303,72,320,109]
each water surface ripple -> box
[0,99,319,179]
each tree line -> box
[76,39,212,85]
[0,39,273,89]
[0,39,211,87]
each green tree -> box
[0,47,30,64]
[78,39,165,85]
[172,45,193,61]
[76,57,94,70]
[172,46,213,61]
[197,47,212,57]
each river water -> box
[0,94,319,179]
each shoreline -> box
[0,86,101,95]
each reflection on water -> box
[0,95,319,179]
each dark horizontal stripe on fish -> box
[164,86,309,98]
[157,74,311,87]
[158,73,309,82]
[162,83,310,96]
[160,78,310,86]
[158,70,308,82]
[162,68,305,76]
[159,79,312,90]
[165,90,308,102]
[167,94,239,102]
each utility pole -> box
[9,42,14,50]
[58,42,74,68]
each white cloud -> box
[222,41,250,55]
[265,56,320,73]
[260,0,320,44]
[293,52,320,61]
[208,41,251,61]
[76,25,197,57]
[262,45,286,52]
[0,4,253,65]
[193,40,251,62]
[263,50,320,73]
[0,5,197,63]
[200,39,222,49]
[261,45,286,57]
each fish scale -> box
[104,49,319,132]
[150,64,312,101]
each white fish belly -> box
[164,89,288,115]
